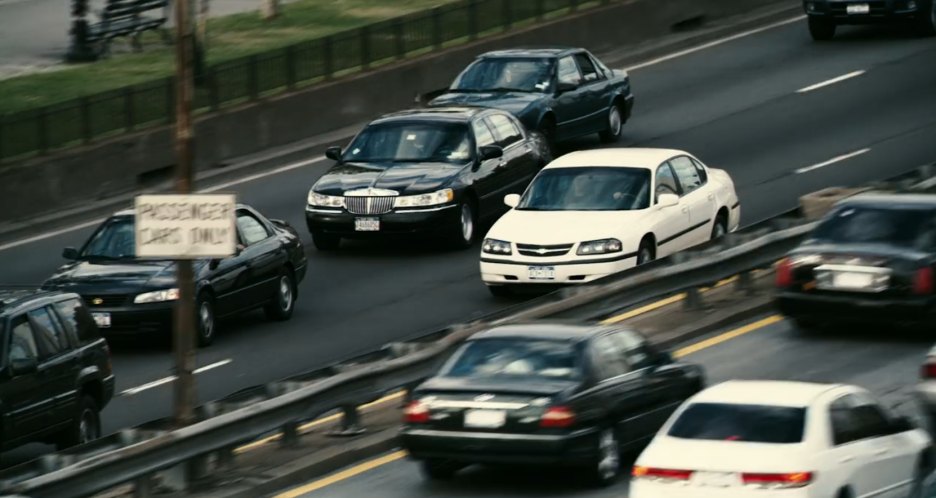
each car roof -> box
[373,106,491,125]
[478,47,581,59]
[544,148,687,170]
[838,192,936,209]
[0,288,68,314]
[691,380,842,408]
[469,322,614,342]
[113,202,253,218]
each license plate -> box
[846,3,870,14]
[354,217,380,232]
[527,266,555,280]
[464,410,506,429]
[692,471,739,487]
[92,312,111,328]
[832,271,874,290]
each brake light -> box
[922,360,936,379]
[775,258,794,288]
[914,267,934,295]
[540,406,575,428]
[742,472,813,489]
[403,400,430,424]
[632,466,693,481]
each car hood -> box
[45,260,179,293]
[487,209,652,246]
[638,437,811,473]
[430,91,541,115]
[313,161,465,196]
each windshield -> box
[440,338,581,381]
[518,167,651,211]
[81,217,137,259]
[344,122,473,164]
[452,57,555,93]
[668,403,806,443]
[811,205,936,250]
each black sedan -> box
[776,193,936,330]
[429,47,634,152]
[305,107,544,250]
[803,0,936,40]
[42,204,307,346]
[400,323,705,486]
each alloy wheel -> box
[596,429,620,482]
[608,106,622,137]
[199,300,214,342]
[460,203,474,243]
[278,275,294,313]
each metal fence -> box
[0,0,612,163]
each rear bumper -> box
[305,205,459,238]
[803,0,928,23]
[400,427,601,465]
[631,480,814,498]
[776,291,936,324]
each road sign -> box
[134,194,236,259]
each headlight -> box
[394,189,454,208]
[308,190,344,208]
[482,238,512,255]
[576,238,623,256]
[134,288,180,304]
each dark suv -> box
[0,289,115,453]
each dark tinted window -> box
[811,205,936,250]
[610,330,652,370]
[441,339,581,381]
[669,157,704,194]
[54,298,98,343]
[591,335,630,380]
[668,403,806,443]
[690,157,709,184]
[237,212,270,246]
[518,167,651,212]
[8,316,38,365]
[452,57,555,93]
[574,53,600,82]
[557,56,581,86]
[345,122,473,164]
[29,307,68,357]
[487,114,522,148]
[81,217,136,260]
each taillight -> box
[921,359,936,379]
[742,472,813,489]
[775,258,794,288]
[403,400,430,424]
[540,406,575,428]
[914,267,934,295]
[632,466,693,481]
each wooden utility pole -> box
[172,0,198,428]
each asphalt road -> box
[0,17,935,464]
[278,315,934,498]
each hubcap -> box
[199,301,214,339]
[638,246,653,265]
[597,429,619,480]
[79,409,96,443]
[713,221,726,239]
[460,204,474,242]
[279,276,293,311]
[608,107,622,136]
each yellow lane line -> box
[673,314,784,358]
[600,274,741,325]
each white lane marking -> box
[795,148,872,174]
[1,15,805,253]
[119,358,233,396]
[796,70,866,93]
[625,15,806,71]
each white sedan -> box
[479,148,740,295]
[631,380,932,498]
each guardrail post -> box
[134,474,155,498]
[683,287,703,310]
[217,444,237,468]
[735,270,755,295]
[281,420,301,447]
[328,404,366,437]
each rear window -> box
[668,403,806,443]
[812,205,936,250]
[440,338,581,381]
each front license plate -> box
[464,410,506,429]
[354,217,380,232]
[846,3,870,14]
[832,271,874,290]
[92,312,111,328]
[692,471,740,488]
[527,266,555,280]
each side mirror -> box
[504,193,521,208]
[62,247,79,260]
[479,145,504,161]
[657,193,679,208]
[10,357,38,377]
[556,81,578,94]
[325,146,343,161]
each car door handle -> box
[681,207,689,213]
[707,193,715,200]
[839,456,855,463]
[873,448,889,456]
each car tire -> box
[56,395,101,450]
[914,0,936,36]
[636,237,655,265]
[311,231,341,251]
[420,459,461,481]
[487,285,512,297]
[529,130,554,166]
[598,103,624,143]
[909,461,926,498]
[711,213,728,241]
[264,269,296,321]
[537,117,558,158]
[196,293,216,347]
[808,17,836,40]
[447,200,477,250]
[586,428,621,487]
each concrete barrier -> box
[0,0,796,225]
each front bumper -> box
[401,427,601,465]
[87,303,174,337]
[803,0,927,23]
[480,254,635,286]
[631,480,814,498]
[305,205,459,238]
[776,291,936,325]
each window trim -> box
[590,333,632,382]
[654,162,683,203]
[485,113,523,149]
[668,156,706,195]
[471,117,498,150]
[28,306,69,360]
[556,55,583,86]
[7,314,39,367]
[573,52,602,83]
[235,209,273,247]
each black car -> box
[803,0,936,40]
[430,47,634,152]
[400,323,705,486]
[43,204,307,347]
[776,193,936,329]
[0,289,114,452]
[305,107,544,250]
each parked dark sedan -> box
[776,193,936,330]
[42,204,307,347]
[305,107,544,250]
[430,48,634,152]
[803,0,936,40]
[400,323,705,486]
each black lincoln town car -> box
[803,0,936,40]
[42,204,307,347]
[305,106,545,250]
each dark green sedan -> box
[430,47,635,154]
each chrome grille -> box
[344,196,395,215]
[517,243,573,257]
[82,294,129,307]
